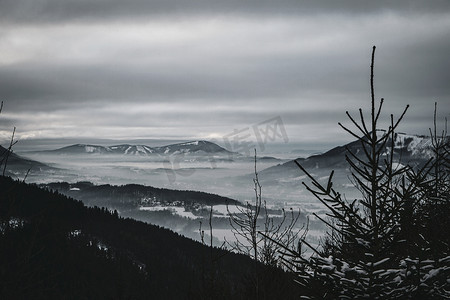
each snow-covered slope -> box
[390,133,434,158]
[152,140,232,155]
[37,140,233,156]
[109,145,155,155]
[48,144,112,154]
[252,133,437,193]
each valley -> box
[5,134,434,251]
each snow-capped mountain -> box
[252,133,437,192]
[152,140,232,155]
[36,140,234,156]
[389,133,434,159]
[109,145,155,155]
[217,132,442,204]
[47,144,112,154]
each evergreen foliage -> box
[279,46,450,299]
[43,181,240,210]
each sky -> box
[0,0,449,152]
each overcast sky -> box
[1,0,449,151]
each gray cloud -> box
[1,0,450,24]
[0,1,449,149]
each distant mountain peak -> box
[109,144,154,155]
[37,140,233,156]
[152,140,232,155]
[178,141,201,146]
[55,144,111,154]
[257,132,436,188]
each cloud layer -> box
[0,1,449,150]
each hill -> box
[0,145,52,175]
[0,176,300,299]
[41,181,241,210]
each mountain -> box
[109,144,155,155]
[45,143,112,154]
[245,133,436,201]
[36,140,234,156]
[0,145,50,173]
[152,140,233,155]
[0,176,300,299]
[269,132,432,174]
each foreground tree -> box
[227,151,302,267]
[227,150,304,299]
[279,46,450,299]
[0,101,18,176]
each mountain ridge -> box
[264,132,434,174]
[33,140,234,156]
[0,145,51,173]
[241,132,437,200]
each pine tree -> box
[278,46,450,299]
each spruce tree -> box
[280,46,450,299]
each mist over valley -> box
[4,133,434,251]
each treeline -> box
[43,181,240,210]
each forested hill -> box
[0,145,50,172]
[0,176,299,299]
[42,181,241,209]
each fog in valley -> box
[8,127,438,255]
[16,142,329,250]
[19,142,321,203]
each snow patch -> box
[143,146,153,153]
[85,146,97,153]
[139,205,199,219]
[213,204,245,216]
[181,141,200,146]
